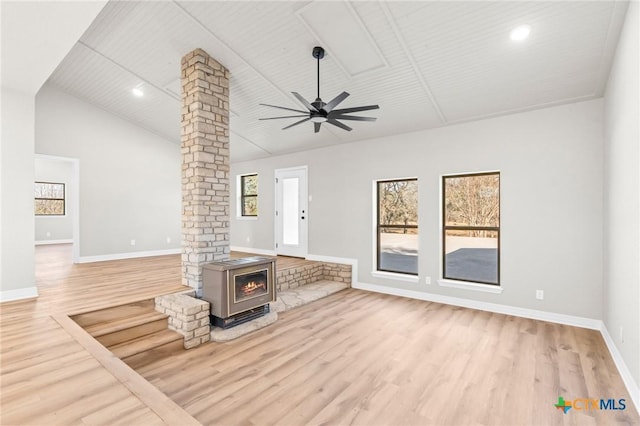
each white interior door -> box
[275,166,308,257]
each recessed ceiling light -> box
[132,87,144,97]
[510,25,531,41]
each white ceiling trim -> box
[172,0,299,109]
[162,77,181,100]
[445,93,597,127]
[594,0,629,97]
[78,40,179,101]
[231,130,272,155]
[379,1,447,124]
[294,1,389,78]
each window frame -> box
[240,174,258,217]
[34,181,66,216]
[441,171,500,286]
[376,177,419,276]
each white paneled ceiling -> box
[46,0,628,162]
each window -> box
[442,172,500,285]
[377,178,418,275]
[34,182,65,216]
[240,174,258,216]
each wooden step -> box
[84,310,167,336]
[121,338,186,370]
[93,314,169,347]
[72,299,188,367]
[71,299,155,327]
[108,329,183,359]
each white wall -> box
[34,157,74,242]
[603,0,639,397]
[35,84,181,260]
[1,0,105,301]
[231,99,604,319]
[0,88,36,297]
[1,1,106,94]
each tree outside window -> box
[241,174,258,216]
[443,172,500,285]
[377,178,418,275]
[35,182,65,216]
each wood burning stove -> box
[202,257,276,328]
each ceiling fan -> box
[260,46,379,133]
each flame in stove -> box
[240,280,266,296]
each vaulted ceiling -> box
[46,1,628,162]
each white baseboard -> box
[353,281,602,330]
[600,324,640,415]
[77,248,181,263]
[35,239,73,246]
[306,254,358,286]
[0,286,39,303]
[230,246,277,256]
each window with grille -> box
[442,172,500,285]
[240,174,258,216]
[376,178,418,275]
[35,182,65,216]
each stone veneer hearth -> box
[276,262,351,292]
[181,48,231,295]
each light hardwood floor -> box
[1,244,638,425]
[1,244,194,425]
[137,291,639,426]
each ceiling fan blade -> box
[260,114,309,120]
[314,122,321,133]
[323,91,350,113]
[260,103,309,114]
[283,117,311,130]
[330,105,379,115]
[330,115,377,122]
[327,119,352,132]
[292,92,318,112]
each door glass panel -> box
[282,177,299,245]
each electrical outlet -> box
[130,239,136,246]
[46,232,51,237]
[166,237,171,244]
[536,290,544,300]
[425,276,431,285]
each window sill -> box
[236,216,258,221]
[437,279,503,294]
[371,271,419,284]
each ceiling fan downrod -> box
[312,46,325,101]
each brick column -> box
[181,48,230,295]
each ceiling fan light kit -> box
[260,46,379,133]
